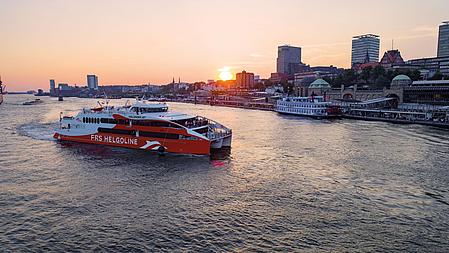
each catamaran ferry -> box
[54,100,232,155]
[276,96,342,119]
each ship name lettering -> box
[91,134,138,145]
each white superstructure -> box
[276,96,341,118]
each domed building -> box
[390,74,412,90]
[308,78,331,96]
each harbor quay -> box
[32,74,449,129]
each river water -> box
[1,95,449,252]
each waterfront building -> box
[351,34,380,67]
[58,83,70,90]
[380,50,405,69]
[277,45,302,75]
[236,70,255,89]
[269,72,290,83]
[265,85,284,95]
[438,21,449,57]
[404,80,449,105]
[390,74,412,89]
[294,72,319,86]
[87,74,99,90]
[49,79,56,95]
[407,56,449,77]
[310,66,342,77]
[308,79,332,97]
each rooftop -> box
[309,79,331,89]
[392,74,411,81]
[353,34,380,39]
[412,80,449,86]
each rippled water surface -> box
[1,95,449,252]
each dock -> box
[343,98,449,128]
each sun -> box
[218,67,233,81]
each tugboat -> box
[276,96,342,119]
[54,99,232,155]
[0,76,4,105]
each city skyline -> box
[1,0,449,90]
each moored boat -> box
[54,100,232,155]
[23,99,44,105]
[276,96,342,119]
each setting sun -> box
[218,67,233,81]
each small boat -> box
[276,96,342,119]
[23,99,44,105]
[54,99,232,155]
[58,96,64,101]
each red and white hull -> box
[54,101,232,155]
[54,131,212,155]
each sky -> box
[1,0,449,90]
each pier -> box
[344,98,449,128]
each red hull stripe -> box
[54,132,211,155]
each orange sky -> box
[1,0,448,90]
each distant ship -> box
[23,99,44,105]
[276,96,342,119]
[54,99,232,155]
[0,76,4,105]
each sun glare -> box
[218,67,233,81]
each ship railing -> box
[180,116,210,129]
[207,121,232,141]
[82,106,131,114]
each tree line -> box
[322,66,425,89]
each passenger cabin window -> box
[131,106,168,113]
[131,120,181,129]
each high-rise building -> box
[351,34,380,66]
[438,21,449,57]
[87,74,99,90]
[277,45,302,75]
[49,79,56,94]
[236,70,255,89]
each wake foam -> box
[17,121,58,141]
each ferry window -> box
[130,120,181,128]
[194,127,208,134]
[109,119,118,124]
[118,119,129,125]
[83,117,85,123]
[98,128,136,136]
[132,107,169,113]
